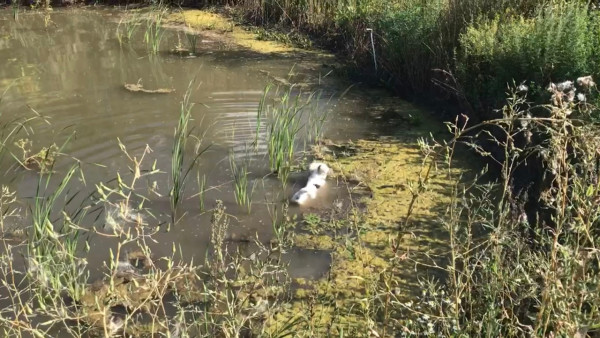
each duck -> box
[291,184,318,205]
[291,162,330,205]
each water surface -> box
[0,8,405,280]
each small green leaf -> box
[586,184,594,197]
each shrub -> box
[457,1,600,113]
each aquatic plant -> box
[170,84,193,222]
[25,161,91,336]
[170,82,210,223]
[177,10,200,55]
[116,10,143,44]
[259,85,320,181]
[306,90,331,144]
[144,5,168,54]
[197,171,206,212]
[184,29,199,54]
[11,0,19,21]
[267,200,295,248]
[228,149,257,213]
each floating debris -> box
[124,82,175,94]
[14,138,58,173]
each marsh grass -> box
[143,5,168,54]
[266,200,295,248]
[258,85,324,186]
[28,163,87,299]
[228,148,257,213]
[197,171,207,212]
[177,9,200,55]
[184,29,199,54]
[11,0,19,21]
[116,10,143,44]
[170,82,210,223]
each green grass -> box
[116,10,143,44]
[144,5,168,54]
[170,81,210,223]
[258,85,323,186]
[228,148,257,213]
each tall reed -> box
[228,149,256,213]
[28,162,89,310]
[170,82,210,223]
[144,5,168,54]
[197,171,206,212]
[259,85,321,179]
[170,83,194,222]
[116,10,143,44]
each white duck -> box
[290,184,318,205]
[291,162,330,205]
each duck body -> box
[291,162,330,205]
[291,184,318,204]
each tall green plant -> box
[144,5,168,54]
[28,164,88,303]
[229,149,257,213]
[259,86,320,179]
[170,84,193,222]
[171,82,210,223]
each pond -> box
[0,8,398,278]
[0,7,454,336]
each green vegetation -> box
[143,5,168,54]
[170,81,209,223]
[228,148,257,213]
[259,85,324,185]
[187,0,600,117]
[1,71,599,338]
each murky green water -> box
[0,8,402,282]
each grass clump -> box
[257,84,326,185]
[143,4,169,54]
[228,149,257,213]
[170,81,209,223]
